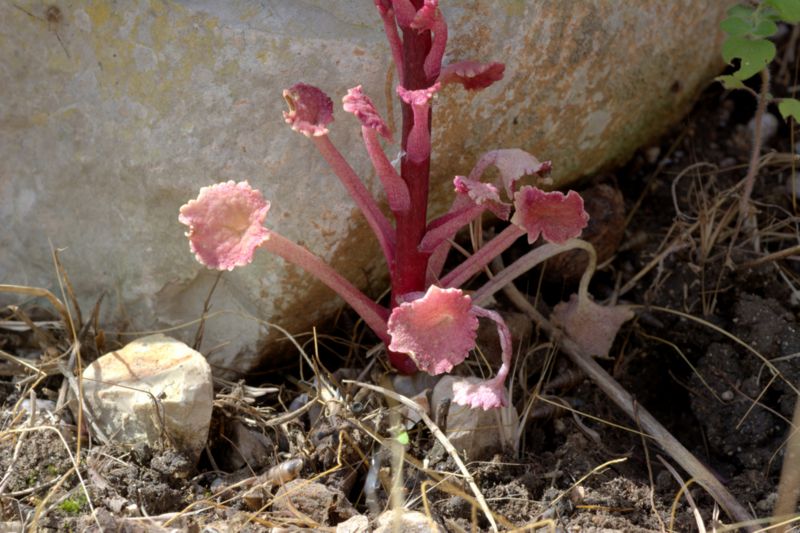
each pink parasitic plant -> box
[179,0,632,410]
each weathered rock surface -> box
[1,1,733,374]
[77,334,213,461]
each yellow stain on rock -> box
[30,112,49,126]
[86,2,111,27]
[84,0,231,117]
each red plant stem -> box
[262,231,390,342]
[388,1,433,374]
[440,224,524,289]
[311,135,396,264]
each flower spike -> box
[282,83,334,137]
[511,186,589,244]
[179,181,270,271]
[388,286,478,375]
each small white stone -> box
[748,112,779,145]
[375,510,444,533]
[78,334,213,462]
[336,515,370,533]
[721,390,734,401]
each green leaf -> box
[716,75,747,90]
[722,36,776,80]
[721,16,752,36]
[778,98,800,121]
[395,431,409,446]
[766,0,800,22]
[752,19,779,37]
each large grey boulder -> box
[1,1,731,374]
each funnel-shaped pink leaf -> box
[452,377,508,410]
[452,306,512,410]
[388,286,478,375]
[411,0,438,30]
[342,85,392,141]
[179,181,270,271]
[391,0,416,27]
[552,294,634,358]
[440,61,505,91]
[397,83,440,163]
[468,149,551,199]
[283,83,334,137]
[511,186,589,244]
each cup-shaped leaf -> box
[179,181,270,271]
[283,83,334,137]
[511,186,589,244]
[388,286,478,375]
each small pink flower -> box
[452,376,508,410]
[453,176,510,220]
[388,286,478,375]
[179,181,270,271]
[440,61,505,91]
[510,186,589,244]
[342,85,392,140]
[282,83,334,137]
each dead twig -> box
[772,394,800,533]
